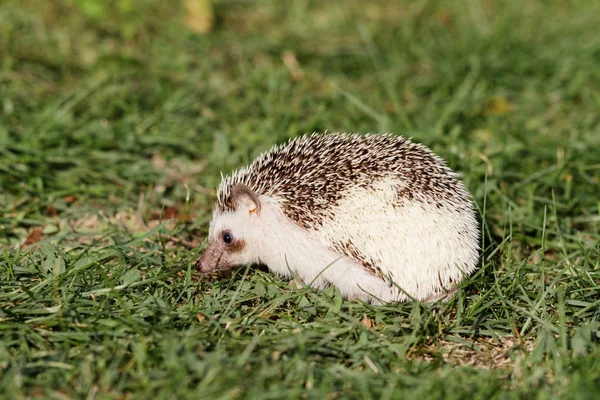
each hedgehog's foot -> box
[337,273,399,304]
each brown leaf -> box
[162,207,178,220]
[360,317,374,328]
[22,228,43,248]
[150,207,178,220]
[45,205,59,216]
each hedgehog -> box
[196,133,480,304]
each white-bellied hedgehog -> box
[196,133,480,304]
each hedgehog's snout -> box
[197,236,235,273]
[195,254,209,272]
[196,247,220,273]
[195,256,207,272]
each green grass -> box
[1,0,599,398]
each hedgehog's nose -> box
[196,257,208,272]
[196,253,213,273]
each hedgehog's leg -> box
[311,259,400,304]
[296,259,395,303]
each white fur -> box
[208,178,479,303]
[313,178,479,302]
[209,196,394,302]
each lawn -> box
[1,0,599,398]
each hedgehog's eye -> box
[222,232,234,244]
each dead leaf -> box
[360,317,374,328]
[151,207,178,220]
[22,228,43,248]
[45,205,59,216]
[184,0,215,34]
[282,50,304,81]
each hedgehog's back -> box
[217,133,471,230]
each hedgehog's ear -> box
[230,184,261,216]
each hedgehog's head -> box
[196,184,265,273]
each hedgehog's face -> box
[196,185,263,273]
